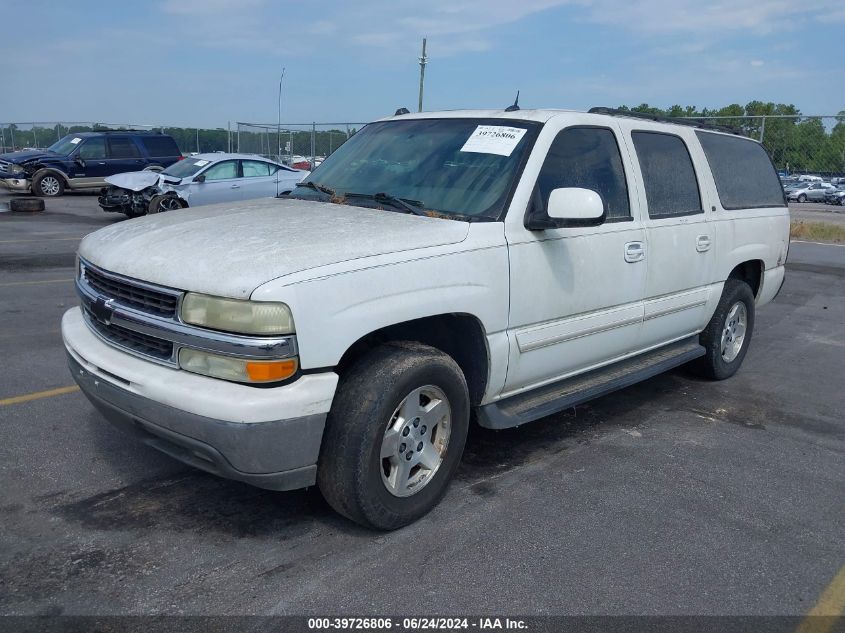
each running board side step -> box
[477,337,705,430]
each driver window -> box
[536,127,631,220]
[202,160,238,181]
[78,138,106,160]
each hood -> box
[0,149,57,164]
[79,198,470,299]
[104,171,164,191]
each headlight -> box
[180,293,294,335]
[179,348,298,383]
[8,164,24,174]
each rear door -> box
[620,124,715,349]
[239,159,279,200]
[105,136,146,175]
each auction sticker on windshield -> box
[460,125,527,157]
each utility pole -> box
[418,37,428,113]
[278,68,285,161]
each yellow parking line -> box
[0,278,73,287]
[0,385,80,406]
[796,564,845,633]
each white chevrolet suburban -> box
[63,108,789,529]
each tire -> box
[689,278,755,380]
[32,172,65,197]
[797,194,807,203]
[148,194,184,214]
[317,342,470,530]
[9,197,45,212]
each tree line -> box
[2,101,843,173]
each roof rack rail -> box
[87,129,160,134]
[587,107,743,136]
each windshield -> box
[162,157,210,178]
[292,118,540,220]
[47,135,85,155]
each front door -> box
[503,121,647,396]
[189,160,242,206]
[72,137,109,185]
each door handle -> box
[624,241,645,263]
[696,235,712,252]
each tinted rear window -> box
[631,131,701,217]
[695,131,785,209]
[138,135,180,157]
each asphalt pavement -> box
[1,192,843,617]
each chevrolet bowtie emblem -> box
[91,297,115,325]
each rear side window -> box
[107,137,141,158]
[138,135,180,157]
[537,126,630,220]
[242,160,271,177]
[632,131,701,218]
[696,131,786,209]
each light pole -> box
[278,68,285,162]
[418,38,427,112]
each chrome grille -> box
[83,311,174,362]
[82,264,179,317]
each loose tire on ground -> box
[317,342,470,530]
[32,172,65,197]
[689,278,755,380]
[9,197,45,212]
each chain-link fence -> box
[681,115,845,177]
[3,116,843,179]
[235,122,365,167]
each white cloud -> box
[751,60,765,67]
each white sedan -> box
[99,153,309,217]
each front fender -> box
[31,166,71,185]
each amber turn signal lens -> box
[245,359,298,382]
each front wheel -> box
[797,194,807,202]
[318,342,469,530]
[33,172,64,197]
[148,194,184,214]
[689,279,755,380]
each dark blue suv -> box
[0,131,182,197]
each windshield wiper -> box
[297,181,336,197]
[345,192,427,217]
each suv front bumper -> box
[63,307,338,491]
[0,177,31,192]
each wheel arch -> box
[32,166,70,186]
[727,259,764,298]
[335,313,490,407]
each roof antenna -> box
[505,90,520,112]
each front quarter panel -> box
[250,222,509,372]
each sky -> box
[1,0,843,128]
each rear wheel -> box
[689,279,755,380]
[317,342,469,530]
[33,172,64,197]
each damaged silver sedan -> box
[98,153,309,218]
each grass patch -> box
[790,220,845,244]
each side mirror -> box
[74,155,85,166]
[193,174,206,183]
[547,187,604,221]
[524,187,606,230]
